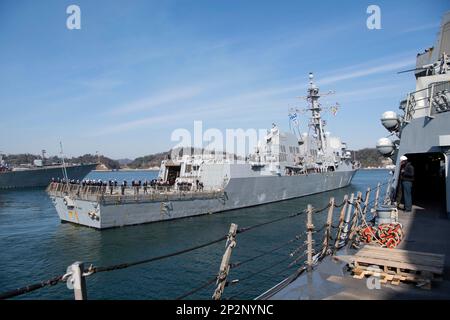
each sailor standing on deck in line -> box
[108,180,113,195]
[121,180,126,195]
[400,156,415,213]
[143,180,148,194]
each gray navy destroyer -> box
[0,153,96,189]
[47,74,359,229]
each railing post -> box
[348,192,362,242]
[306,204,314,271]
[212,223,238,300]
[343,193,355,236]
[333,194,348,253]
[363,187,371,217]
[428,83,434,117]
[321,197,334,257]
[384,179,392,204]
[67,261,87,300]
[374,182,381,210]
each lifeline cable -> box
[175,276,218,300]
[0,274,64,300]
[230,233,305,270]
[91,235,227,274]
[237,209,307,234]
[0,234,228,299]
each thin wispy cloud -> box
[320,58,416,85]
[3,1,445,157]
[109,85,206,116]
[79,77,124,91]
[90,114,175,136]
[97,53,417,135]
[334,84,405,99]
[398,22,440,34]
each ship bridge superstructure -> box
[48,73,358,229]
[159,73,356,191]
[376,11,450,217]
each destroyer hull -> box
[0,164,96,189]
[51,170,356,229]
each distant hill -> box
[3,148,388,171]
[2,153,40,166]
[127,151,169,169]
[3,153,121,170]
[353,148,390,168]
[71,154,121,170]
[126,148,238,169]
[116,158,134,165]
[127,147,389,169]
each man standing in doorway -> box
[401,156,415,212]
[396,156,407,208]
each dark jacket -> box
[401,162,415,182]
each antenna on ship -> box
[288,106,302,139]
[59,141,70,185]
[41,149,46,166]
[306,72,327,152]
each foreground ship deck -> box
[262,204,450,300]
[261,12,450,300]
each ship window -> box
[185,164,192,173]
[193,165,199,171]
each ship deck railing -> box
[46,182,225,204]
[403,80,450,121]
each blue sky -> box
[1,0,449,159]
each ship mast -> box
[306,73,326,152]
[59,142,70,185]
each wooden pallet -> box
[350,245,445,289]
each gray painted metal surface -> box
[0,164,96,189]
[262,11,450,301]
[48,72,358,228]
[51,169,356,228]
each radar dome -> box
[376,137,395,156]
[381,111,399,132]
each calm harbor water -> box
[0,169,390,300]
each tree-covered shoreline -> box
[2,148,390,170]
